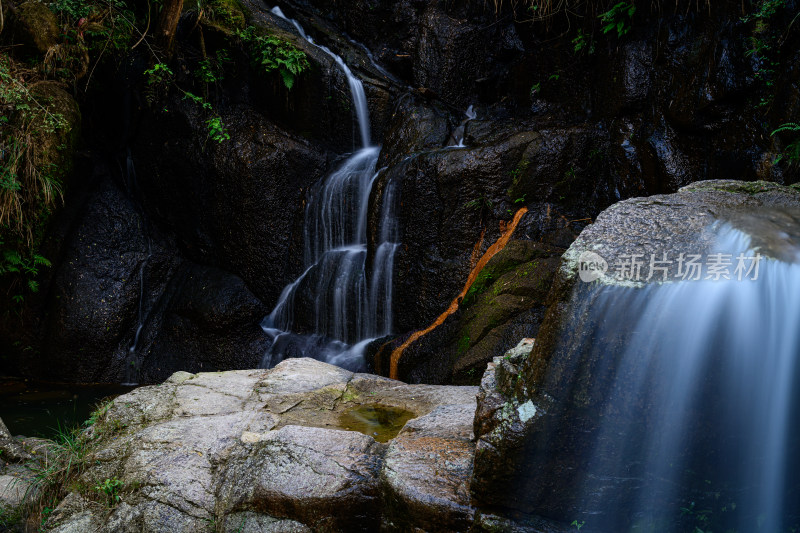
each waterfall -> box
[122,149,151,386]
[261,7,398,371]
[553,214,800,531]
[447,105,476,148]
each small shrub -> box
[598,2,635,38]
[196,49,231,84]
[236,26,310,89]
[572,29,594,54]
[23,422,92,524]
[205,116,230,144]
[94,477,124,506]
[182,92,230,145]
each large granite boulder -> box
[23,358,479,532]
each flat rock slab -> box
[32,358,479,532]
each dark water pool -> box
[0,379,135,439]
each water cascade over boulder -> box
[260,7,399,371]
[472,180,800,531]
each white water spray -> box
[261,7,398,370]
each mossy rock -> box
[187,0,247,30]
[28,81,81,183]
[10,1,60,56]
[451,241,562,383]
[682,179,800,196]
[462,240,560,308]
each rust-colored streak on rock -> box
[389,207,529,379]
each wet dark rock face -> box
[132,98,327,307]
[135,263,269,383]
[16,173,269,384]
[1,0,799,387]
[39,178,177,383]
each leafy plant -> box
[571,520,586,531]
[49,0,139,56]
[0,57,69,305]
[23,422,92,525]
[741,0,785,23]
[742,0,786,107]
[510,159,531,181]
[236,26,310,89]
[205,116,230,144]
[95,477,124,506]
[144,63,174,85]
[143,63,175,104]
[84,399,114,428]
[196,49,231,84]
[0,248,51,298]
[463,196,492,212]
[598,2,636,38]
[193,0,246,29]
[572,29,595,54]
[182,92,230,145]
[771,122,800,164]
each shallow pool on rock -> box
[336,405,416,442]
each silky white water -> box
[260,7,398,370]
[561,218,800,531]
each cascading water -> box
[447,105,476,148]
[122,149,151,386]
[260,7,398,371]
[552,212,800,531]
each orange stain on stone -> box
[389,207,529,379]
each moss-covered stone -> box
[186,0,247,31]
[10,1,60,56]
[682,179,800,196]
[451,241,562,383]
[28,81,81,184]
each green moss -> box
[457,335,471,354]
[683,180,798,196]
[15,1,60,55]
[340,387,359,403]
[507,158,532,200]
[188,0,247,30]
[463,269,497,307]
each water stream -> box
[260,7,398,371]
[552,214,800,531]
[122,149,151,386]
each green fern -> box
[236,27,310,90]
[771,122,800,164]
